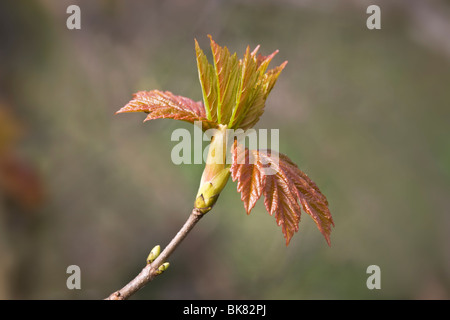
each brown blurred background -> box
[0,0,449,299]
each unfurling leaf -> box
[231,143,334,246]
[208,37,239,124]
[195,35,287,130]
[116,90,217,130]
[195,40,219,123]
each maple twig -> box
[105,208,204,300]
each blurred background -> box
[0,0,449,299]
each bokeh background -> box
[1,0,449,299]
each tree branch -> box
[105,208,204,300]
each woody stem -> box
[105,208,204,300]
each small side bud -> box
[156,262,170,275]
[147,245,161,264]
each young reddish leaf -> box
[116,90,216,130]
[262,164,302,246]
[277,153,333,245]
[231,143,334,246]
[230,144,263,214]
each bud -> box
[195,124,231,214]
[147,245,161,264]
[156,262,170,275]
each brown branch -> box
[105,208,204,300]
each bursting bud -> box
[147,245,161,264]
[194,124,231,214]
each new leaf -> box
[116,90,217,130]
[195,35,287,130]
[231,143,334,246]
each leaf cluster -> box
[117,36,333,245]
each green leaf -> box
[195,39,218,123]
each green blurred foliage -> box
[0,0,449,299]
